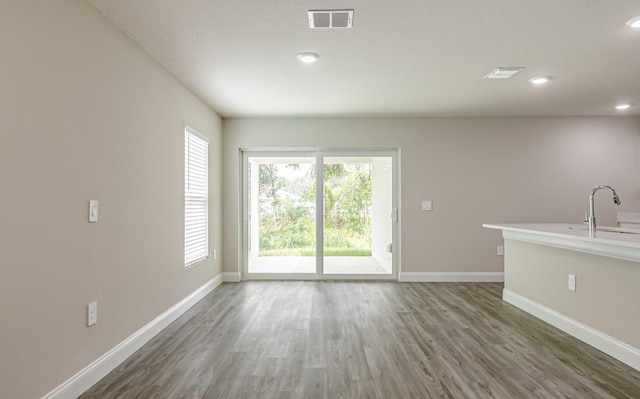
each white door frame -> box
[241,148,399,280]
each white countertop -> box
[483,223,640,262]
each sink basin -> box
[597,228,640,234]
[567,226,640,234]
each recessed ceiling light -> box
[626,16,640,28]
[297,52,319,63]
[615,103,631,110]
[529,76,550,85]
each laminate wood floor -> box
[80,282,640,399]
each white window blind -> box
[185,127,209,267]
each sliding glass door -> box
[246,154,317,277]
[322,155,393,275]
[243,150,397,280]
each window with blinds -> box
[184,127,209,267]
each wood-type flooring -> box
[80,281,640,398]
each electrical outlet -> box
[88,302,98,326]
[568,274,576,291]
[421,201,432,211]
[213,249,217,260]
[497,245,504,256]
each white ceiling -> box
[88,0,640,118]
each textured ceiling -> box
[88,0,640,117]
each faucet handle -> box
[584,211,589,224]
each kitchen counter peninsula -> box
[484,223,640,372]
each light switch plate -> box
[89,200,99,223]
[88,301,97,326]
[421,200,432,211]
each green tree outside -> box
[253,162,372,256]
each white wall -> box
[222,117,640,276]
[0,1,222,398]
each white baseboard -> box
[222,272,241,282]
[398,272,504,282]
[503,289,640,372]
[42,274,224,399]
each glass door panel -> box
[247,156,316,274]
[323,156,393,275]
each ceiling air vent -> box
[484,67,524,79]
[308,10,354,29]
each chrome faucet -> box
[587,185,621,237]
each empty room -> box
[2,1,640,398]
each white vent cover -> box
[484,67,524,79]
[308,10,353,29]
